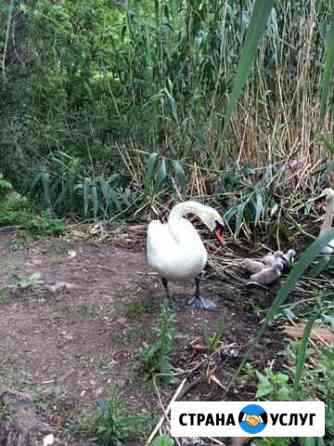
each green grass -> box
[0,288,9,305]
[0,197,65,237]
[123,300,159,317]
[80,385,155,445]
[137,305,175,385]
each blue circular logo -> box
[238,404,268,434]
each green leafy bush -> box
[152,434,174,446]
[138,305,175,384]
[0,197,64,236]
[83,386,154,445]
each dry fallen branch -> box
[145,378,187,446]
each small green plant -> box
[0,197,31,227]
[0,288,9,304]
[256,368,293,401]
[23,211,65,237]
[0,195,64,237]
[77,303,99,320]
[85,385,153,445]
[255,330,334,445]
[10,272,43,289]
[124,300,157,317]
[0,400,10,421]
[255,369,297,446]
[152,434,175,446]
[30,152,135,219]
[0,174,13,196]
[138,305,175,384]
[144,152,186,197]
[204,319,225,353]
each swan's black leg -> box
[195,275,201,299]
[188,275,217,311]
[161,277,171,300]
[161,277,179,310]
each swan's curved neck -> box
[168,201,205,224]
[320,198,334,235]
[167,201,204,244]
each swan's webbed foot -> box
[186,275,217,311]
[188,296,217,311]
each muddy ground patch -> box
[0,233,284,444]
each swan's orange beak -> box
[215,222,225,246]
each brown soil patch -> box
[0,233,284,445]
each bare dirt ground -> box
[0,231,284,445]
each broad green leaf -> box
[157,159,167,188]
[270,202,279,217]
[30,172,43,194]
[164,87,178,124]
[40,172,52,209]
[308,256,330,278]
[223,206,237,223]
[99,179,111,206]
[83,178,90,217]
[110,188,122,211]
[320,23,334,123]
[254,192,264,225]
[152,434,174,446]
[172,160,186,189]
[222,0,275,140]
[294,312,319,398]
[146,152,159,182]
[91,184,99,218]
[256,376,273,398]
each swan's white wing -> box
[146,219,207,281]
[146,220,175,266]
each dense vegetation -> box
[1,0,334,223]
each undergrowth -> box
[0,176,64,236]
[80,385,155,445]
[138,304,175,385]
[1,1,333,228]
[0,199,64,236]
[254,333,334,446]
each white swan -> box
[146,201,225,310]
[320,188,334,257]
